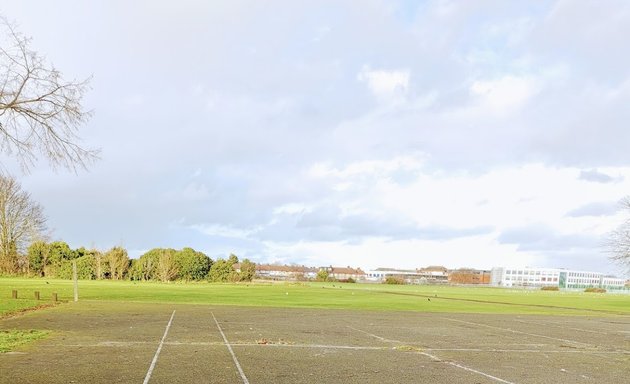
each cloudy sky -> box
[2,1,630,275]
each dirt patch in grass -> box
[0,302,58,320]
[0,329,50,353]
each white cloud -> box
[190,224,260,239]
[272,203,310,215]
[261,235,539,271]
[308,155,425,179]
[357,66,410,102]
[8,1,630,276]
[181,182,211,201]
[263,159,630,272]
[469,75,539,114]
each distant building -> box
[322,266,366,281]
[365,266,449,284]
[365,268,414,282]
[491,267,627,290]
[254,264,318,280]
[448,269,491,285]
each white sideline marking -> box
[349,326,517,383]
[347,326,402,343]
[419,351,516,384]
[442,317,592,347]
[212,312,250,384]
[143,310,175,384]
[514,319,608,335]
[426,348,630,355]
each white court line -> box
[425,348,630,354]
[349,326,516,384]
[212,312,250,384]
[419,351,516,384]
[235,343,386,351]
[347,326,403,343]
[442,317,593,347]
[143,310,175,384]
[36,342,630,355]
[514,319,608,335]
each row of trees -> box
[22,241,256,282]
[0,172,256,282]
[27,241,130,280]
[129,249,255,282]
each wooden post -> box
[11,289,17,299]
[73,260,79,302]
[52,292,58,302]
[34,291,40,300]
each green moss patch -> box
[0,330,50,353]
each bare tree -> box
[0,16,98,171]
[606,197,630,273]
[0,174,46,273]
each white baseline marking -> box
[35,342,630,355]
[419,351,516,384]
[143,310,176,384]
[212,312,250,384]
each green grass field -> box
[1,277,629,316]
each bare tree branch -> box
[605,196,630,274]
[0,174,46,273]
[0,16,99,172]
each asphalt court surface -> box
[1,302,629,383]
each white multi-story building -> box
[491,267,627,290]
[600,276,627,290]
[491,267,560,287]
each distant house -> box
[448,269,491,285]
[416,266,449,283]
[322,266,366,281]
[253,264,318,281]
[365,268,414,282]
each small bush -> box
[584,287,606,293]
[541,286,559,291]
[384,276,404,285]
[338,278,356,283]
[316,269,330,282]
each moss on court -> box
[0,329,49,353]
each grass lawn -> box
[0,297,48,318]
[1,277,629,316]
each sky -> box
[2,0,630,275]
